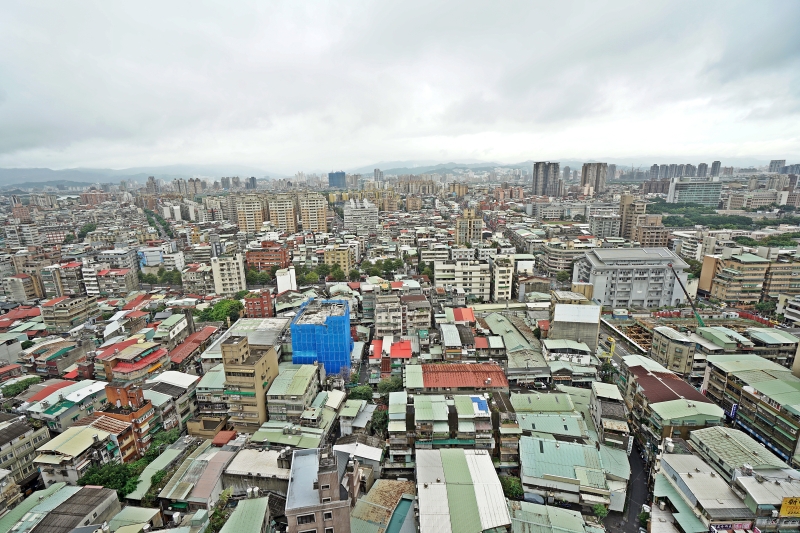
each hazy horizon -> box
[2,1,799,174]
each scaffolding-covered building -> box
[290,299,353,374]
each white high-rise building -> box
[343,198,379,232]
[211,254,247,296]
[433,260,491,302]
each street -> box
[605,447,648,533]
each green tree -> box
[21,340,34,350]
[143,428,181,462]
[685,258,703,278]
[331,265,346,282]
[303,272,319,285]
[499,476,523,500]
[234,290,249,300]
[377,376,403,395]
[593,504,609,519]
[556,270,571,283]
[77,223,97,240]
[755,301,777,314]
[370,409,389,437]
[349,269,361,282]
[348,385,374,401]
[199,299,244,322]
[78,461,145,498]
[638,512,650,525]
[316,263,331,277]
[62,234,75,244]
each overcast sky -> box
[1,1,799,174]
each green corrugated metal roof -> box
[267,364,316,397]
[440,449,482,533]
[747,328,800,345]
[517,413,587,438]
[650,399,724,423]
[454,395,476,418]
[404,365,424,389]
[0,483,67,533]
[511,393,574,413]
[197,364,226,391]
[414,395,448,423]
[127,448,184,500]
[219,496,269,533]
[689,426,788,470]
[732,253,770,263]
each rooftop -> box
[689,426,789,471]
[552,304,601,324]
[294,299,347,325]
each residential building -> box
[97,248,139,270]
[267,195,297,233]
[532,161,561,197]
[182,263,215,295]
[706,253,771,307]
[619,193,648,240]
[455,208,483,245]
[769,159,787,173]
[632,223,669,247]
[415,448,511,533]
[573,248,689,308]
[154,313,190,350]
[589,382,629,449]
[433,261,491,302]
[2,274,37,303]
[41,295,98,334]
[96,268,137,297]
[221,335,279,433]
[745,327,800,369]
[26,379,109,434]
[374,295,403,338]
[540,240,597,275]
[400,295,432,335]
[235,195,266,233]
[666,176,723,206]
[245,241,291,271]
[491,255,513,302]
[323,245,356,272]
[344,198,379,233]
[0,414,51,486]
[650,326,696,377]
[689,426,790,483]
[266,364,320,422]
[211,254,247,296]
[580,162,608,194]
[298,193,327,232]
[285,448,360,533]
[702,354,800,466]
[588,214,621,238]
[72,414,136,464]
[0,485,121,533]
[145,371,200,430]
[290,299,353,374]
[34,426,119,486]
[404,363,509,394]
[244,291,273,318]
[548,304,601,355]
[99,341,171,385]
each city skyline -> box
[1,1,799,174]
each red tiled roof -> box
[62,262,83,268]
[126,310,148,319]
[390,340,412,359]
[453,308,475,323]
[630,367,711,405]
[27,380,74,402]
[42,296,69,307]
[537,320,550,331]
[10,273,30,279]
[63,369,79,379]
[212,430,237,446]
[474,337,489,349]
[347,282,361,290]
[421,363,508,389]
[4,306,41,320]
[190,326,218,342]
[370,339,383,360]
[122,294,147,311]
[0,363,21,374]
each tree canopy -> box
[348,385,373,401]
[377,376,403,395]
[199,299,244,322]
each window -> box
[321,484,330,490]
[323,512,333,521]
[325,529,334,533]
[322,497,331,503]
[297,514,316,525]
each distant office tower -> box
[697,163,708,177]
[710,161,721,177]
[666,176,722,207]
[580,163,608,194]
[563,166,571,181]
[650,164,660,179]
[291,299,353,374]
[328,171,346,188]
[572,170,578,181]
[532,162,560,196]
[220,176,231,189]
[246,176,257,189]
[769,160,786,173]
[374,168,384,181]
[608,164,616,180]
[231,176,241,188]
[146,176,159,194]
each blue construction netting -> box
[290,299,354,375]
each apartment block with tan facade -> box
[298,193,327,232]
[324,245,356,272]
[707,252,770,307]
[221,335,279,433]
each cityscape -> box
[2,3,800,533]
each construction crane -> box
[668,262,705,328]
[599,335,616,362]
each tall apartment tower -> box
[619,193,648,240]
[580,163,608,194]
[608,164,616,181]
[769,160,787,173]
[298,193,327,232]
[374,168,384,181]
[146,176,159,194]
[562,166,571,181]
[532,162,561,196]
[659,164,669,179]
[235,195,266,233]
[697,163,708,177]
[455,208,483,245]
[328,171,346,188]
[710,161,721,177]
[267,195,297,233]
[221,335,279,433]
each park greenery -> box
[348,385,374,401]
[77,429,181,499]
[77,222,97,240]
[139,267,182,286]
[734,231,800,248]
[144,208,175,238]
[377,376,403,395]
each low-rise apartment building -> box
[433,260,491,302]
[0,414,50,487]
[650,326,697,377]
[266,364,320,423]
[34,426,119,486]
[41,295,99,334]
